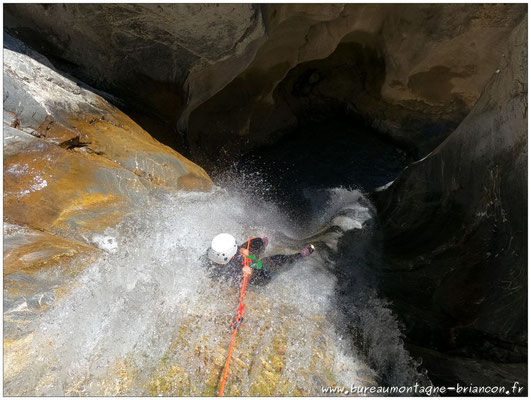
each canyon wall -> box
[374,17,527,387]
[5,4,525,163]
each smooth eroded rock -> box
[4,223,97,276]
[4,125,152,239]
[3,222,99,365]
[4,4,525,162]
[187,3,525,161]
[3,34,212,379]
[373,16,527,385]
[3,33,212,191]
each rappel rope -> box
[217,238,253,397]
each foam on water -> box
[6,185,426,395]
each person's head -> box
[207,233,238,265]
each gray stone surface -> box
[373,16,527,385]
[3,33,104,130]
[4,4,265,131]
[4,124,40,155]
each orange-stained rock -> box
[4,125,152,239]
[3,36,213,379]
[38,106,212,191]
[3,22,215,395]
[3,35,212,192]
[3,222,100,350]
[3,223,98,276]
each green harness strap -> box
[247,254,263,270]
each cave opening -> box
[202,41,413,221]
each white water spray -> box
[5,185,426,396]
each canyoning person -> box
[204,233,315,286]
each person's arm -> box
[260,244,315,273]
[264,253,302,267]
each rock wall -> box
[3,33,212,365]
[4,4,266,151]
[373,16,527,387]
[4,4,525,163]
[188,3,525,163]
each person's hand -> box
[242,265,253,277]
[240,248,249,257]
[300,244,315,258]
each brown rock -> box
[4,126,149,239]
[4,4,525,161]
[42,108,212,191]
[188,4,525,162]
[3,223,98,276]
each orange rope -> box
[218,238,253,397]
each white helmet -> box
[208,233,238,265]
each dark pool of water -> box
[226,120,407,221]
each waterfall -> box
[5,184,426,396]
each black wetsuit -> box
[203,237,303,286]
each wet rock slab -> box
[3,33,212,192]
[3,223,100,385]
[3,32,212,389]
[4,125,153,239]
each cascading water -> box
[4,180,427,396]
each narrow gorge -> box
[3,3,527,396]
